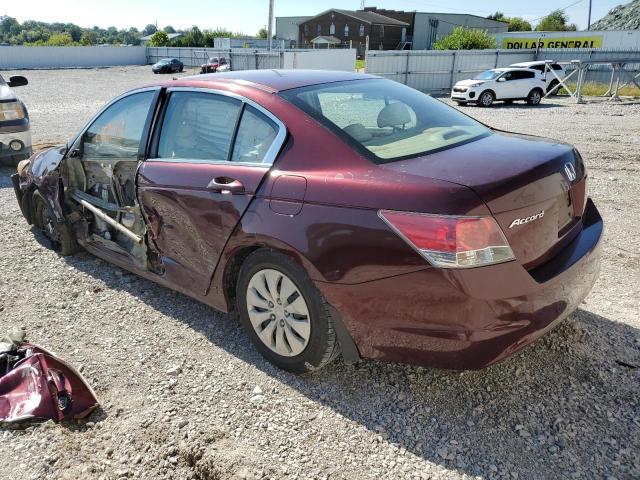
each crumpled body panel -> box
[0,343,98,423]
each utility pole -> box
[587,0,592,30]
[267,0,274,51]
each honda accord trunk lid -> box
[382,131,587,269]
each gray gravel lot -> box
[0,66,639,480]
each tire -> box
[179,66,183,72]
[236,249,340,373]
[547,80,559,96]
[478,90,494,107]
[527,88,543,106]
[32,191,79,256]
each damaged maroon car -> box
[12,70,603,373]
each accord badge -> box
[509,211,545,228]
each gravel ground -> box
[0,66,639,480]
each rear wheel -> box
[527,89,543,106]
[479,90,494,107]
[236,249,339,373]
[547,80,559,96]
[178,66,183,72]
[33,191,78,256]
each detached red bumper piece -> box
[0,335,98,423]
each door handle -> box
[206,176,245,194]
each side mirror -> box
[8,75,28,88]
[497,77,506,82]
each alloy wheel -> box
[246,268,311,357]
[530,91,541,105]
[480,92,493,107]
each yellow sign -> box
[502,36,604,49]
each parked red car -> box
[200,57,229,74]
[12,70,602,373]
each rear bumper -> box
[317,199,603,370]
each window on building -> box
[359,24,365,37]
[317,24,321,36]
[380,25,385,37]
[330,23,335,35]
[304,24,308,36]
[344,24,350,37]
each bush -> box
[434,27,497,50]
[149,31,169,47]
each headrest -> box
[343,123,373,142]
[377,102,412,128]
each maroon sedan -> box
[12,70,602,373]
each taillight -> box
[379,210,515,268]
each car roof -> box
[492,67,539,72]
[511,61,559,66]
[179,69,378,93]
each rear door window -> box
[230,105,279,164]
[158,91,242,161]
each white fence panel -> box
[147,47,356,72]
[0,46,146,69]
[282,49,356,71]
[365,48,640,93]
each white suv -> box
[510,61,566,95]
[451,67,547,107]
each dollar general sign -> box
[502,36,603,49]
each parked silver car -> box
[0,74,32,166]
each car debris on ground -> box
[0,327,98,423]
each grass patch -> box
[559,81,640,97]
[355,59,365,71]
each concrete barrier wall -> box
[0,46,147,69]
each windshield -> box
[473,70,502,80]
[280,79,490,164]
[158,59,171,64]
[0,75,5,86]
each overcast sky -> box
[1,0,625,34]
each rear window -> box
[280,79,490,164]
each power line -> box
[530,0,585,22]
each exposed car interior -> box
[58,88,280,271]
[283,80,489,161]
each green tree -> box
[536,9,577,31]
[182,25,204,46]
[143,24,157,36]
[256,27,268,39]
[487,11,506,21]
[507,18,532,32]
[80,30,98,45]
[163,25,176,33]
[486,11,531,31]
[149,30,169,46]
[47,33,74,46]
[434,27,497,50]
[66,24,82,41]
